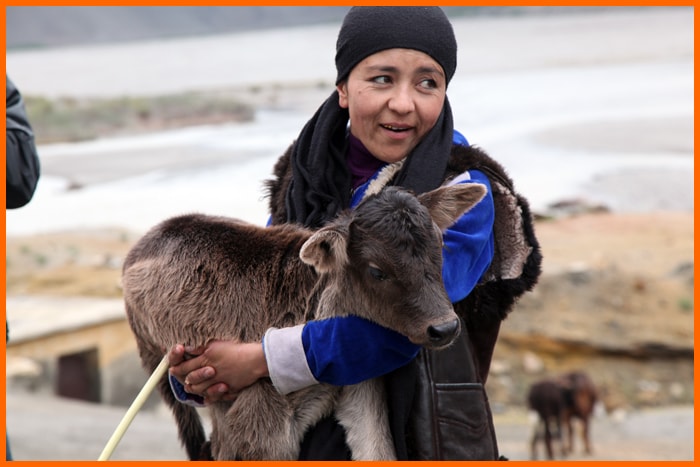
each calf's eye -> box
[368,265,388,281]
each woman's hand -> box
[168,340,269,404]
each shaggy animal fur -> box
[123,183,486,460]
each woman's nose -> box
[387,86,415,114]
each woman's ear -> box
[337,82,349,109]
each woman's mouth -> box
[381,124,411,132]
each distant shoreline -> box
[7,6,660,52]
[7,8,692,99]
[25,91,256,145]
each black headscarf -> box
[335,7,458,85]
[286,6,458,228]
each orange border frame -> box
[2,3,697,467]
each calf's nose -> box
[427,319,460,346]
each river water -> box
[6,8,694,236]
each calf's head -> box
[300,183,487,350]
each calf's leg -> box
[210,384,299,460]
[336,380,396,460]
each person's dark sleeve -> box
[6,75,40,209]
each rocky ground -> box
[6,389,693,461]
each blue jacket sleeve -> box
[302,315,420,385]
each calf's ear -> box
[418,183,487,232]
[299,227,349,273]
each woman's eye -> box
[372,75,391,85]
[419,78,438,89]
[368,266,388,281]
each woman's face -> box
[337,48,446,164]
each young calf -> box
[527,371,598,460]
[122,183,486,461]
[527,379,565,460]
[559,371,597,456]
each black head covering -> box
[335,7,458,85]
[286,6,457,228]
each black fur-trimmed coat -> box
[265,143,542,460]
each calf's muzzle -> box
[427,318,460,347]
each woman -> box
[169,6,541,460]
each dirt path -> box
[493,406,694,461]
[6,390,692,461]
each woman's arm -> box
[168,317,420,401]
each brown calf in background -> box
[559,371,597,456]
[527,371,598,460]
[527,378,565,460]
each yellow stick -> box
[97,354,170,461]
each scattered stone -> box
[490,359,511,375]
[522,351,544,374]
[669,382,685,400]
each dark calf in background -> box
[559,371,597,456]
[527,371,598,460]
[527,379,565,460]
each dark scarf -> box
[285,90,455,228]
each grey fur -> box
[123,183,486,460]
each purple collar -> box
[346,134,385,190]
